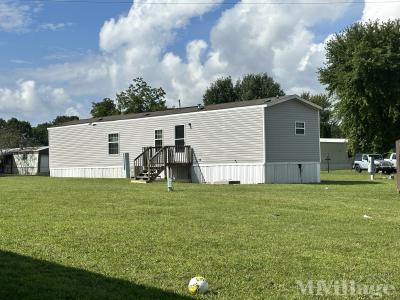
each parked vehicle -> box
[385,153,397,169]
[353,153,396,174]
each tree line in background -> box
[1,20,399,154]
[202,73,285,105]
[200,74,342,139]
[0,116,78,149]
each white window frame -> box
[108,133,120,156]
[295,121,305,135]
[154,129,163,148]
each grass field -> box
[0,171,399,299]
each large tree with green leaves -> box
[0,120,22,149]
[116,77,167,114]
[300,92,342,138]
[52,116,79,126]
[235,73,285,101]
[203,77,237,105]
[91,98,119,118]
[319,20,400,153]
[203,73,285,105]
[32,123,51,146]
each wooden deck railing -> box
[132,146,192,178]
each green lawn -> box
[0,171,399,299]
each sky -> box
[0,0,400,124]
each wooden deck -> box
[132,146,192,182]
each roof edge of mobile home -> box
[50,94,321,128]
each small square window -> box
[295,122,305,135]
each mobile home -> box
[0,146,49,175]
[48,95,321,184]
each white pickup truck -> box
[353,153,396,174]
[385,153,397,169]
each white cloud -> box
[37,22,73,32]
[0,0,32,32]
[206,1,351,96]
[98,0,349,101]
[362,0,400,22]
[0,80,73,123]
[0,0,367,122]
[10,59,31,65]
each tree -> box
[52,115,79,126]
[32,122,51,146]
[0,127,21,173]
[91,98,119,118]
[6,118,32,140]
[116,77,167,114]
[236,73,285,101]
[300,92,342,138]
[202,73,285,105]
[203,77,237,105]
[319,20,400,153]
[0,119,21,149]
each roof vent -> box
[144,113,151,116]
[197,104,204,110]
[98,118,103,121]
[264,99,272,103]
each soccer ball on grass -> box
[188,276,208,295]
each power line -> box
[17,0,400,5]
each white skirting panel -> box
[191,163,265,184]
[265,162,320,183]
[50,167,125,178]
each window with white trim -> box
[155,129,163,149]
[108,133,119,155]
[295,121,305,135]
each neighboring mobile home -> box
[320,138,353,171]
[0,146,49,175]
[48,95,321,184]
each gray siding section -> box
[265,100,320,162]
[320,142,353,170]
[49,106,265,169]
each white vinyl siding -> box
[49,106,265,169]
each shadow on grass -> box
[321,180,381,185]
[0,250,191,300]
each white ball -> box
[188,276,209,295]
